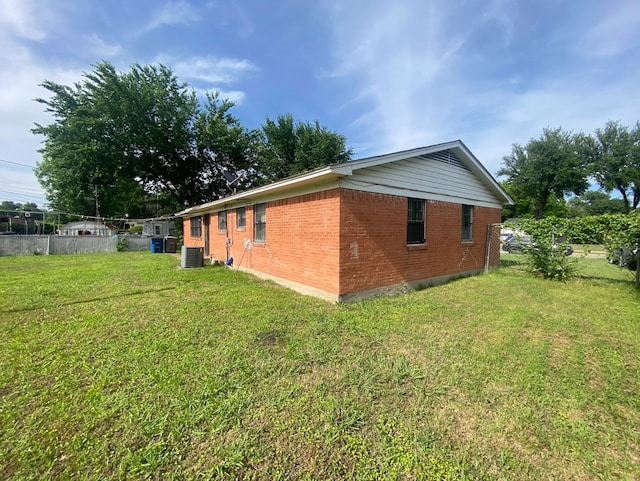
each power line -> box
[0,208,171,224]
[0,187,47,196]
[0,158,36,168]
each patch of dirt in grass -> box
[297,362,342,390]
[0,384,12,398]
[254,329,286,347]
[547,336,572,369]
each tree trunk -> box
[534,190,550,220]
[617,186,630,214]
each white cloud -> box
[455,73,640,176]
[579,0,640,58]
[204,1,254,38]
[0,31,83,205]
[83,34,123,58]
[142,0,201,33]
[0,0,48,40]
[323,0,640,179]
[325,0,474,153]
[193,87,246,105]
[154,54,258,104]
[158,55,259,84]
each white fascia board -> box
[450,143,515,206]
[346,141,462,171]
[174,165,352,216]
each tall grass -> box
[1,252,638,479]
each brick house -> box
[176,140,513,302]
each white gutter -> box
[175,164,353,216]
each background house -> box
[142,219,176,237]
[177,140,513,302]
[59,220,116,236]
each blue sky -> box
[1,0,640,208]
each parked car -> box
[502,235,573,256]
[499,232,513,245]
[501,235,532,253]
[608,246,638,270]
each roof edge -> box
[175,140,514,215]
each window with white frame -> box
[236,206,246,229]
[461,205,473,241]
[218,210,227,232]
[190,216,202,237]
[407,198,425,244]
[254,203,266,242]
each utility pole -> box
[94,184,100,220]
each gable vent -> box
[419,150,469,171]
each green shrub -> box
[507,212,640,249]
[116,235,128,252]
[525,237,577,281]
[601,212,640,260]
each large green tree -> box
[566,191,626,217]
[257,113,353,183]
[583,120,640,213]
[498,127,588,219]
[33,61,257,216]
[0,201,39,211]
[500,181,568,219]
[34,63,145,217]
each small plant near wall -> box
[525,236,577,281]
[116,236,128,252]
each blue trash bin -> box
[150,237,164,253]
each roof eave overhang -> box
[447,142,515,206]
[175,140,515,216]
[343,140,514,206]
[174,165,353,217]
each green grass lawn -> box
[1,252,638,480]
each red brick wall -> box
[206,190,342,294]
[183,188,502,298]
[339,191,502,295]
[182,216,205,248]
[208,211,235,262]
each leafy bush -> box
[601,212,640,264]
[607,247,638,270]
[506,212,640,248]
[116,235,128,252]
[525,237,577,281]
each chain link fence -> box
[485,223,639,287]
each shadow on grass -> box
[497,258,527,268]
[2,287,176,313]
[574,272,638,286]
